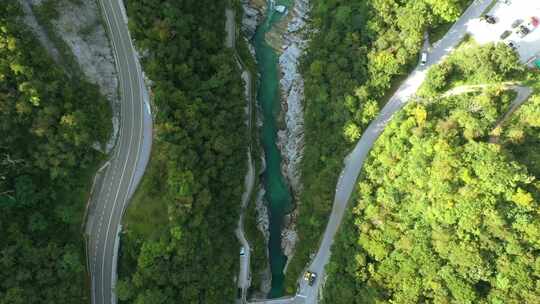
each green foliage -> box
[0,1,111,302]
[32,0,83,75]
[286,0,470,291]
[118,0,247,302]
[323,45,540,304]
[426,0,464,21]
[503,94,540,175]
[420,42,524,97]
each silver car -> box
[420,52,428,66]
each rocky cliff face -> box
[242,0,267,40]
[275,0,309,270]
[254,186,272,296]
[23,0,120,153]
[242,0,272,295]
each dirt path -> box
[489,86,532,143]
[437,83,532,143]
[441,82,517,97]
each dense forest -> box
[0,1,111,303]
[116,0,248,302]
[286,0,472,289]
[323,43,540,303]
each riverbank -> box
[241,0,309,298]
[252,1,294,296]
[241,0,273,298]
[275,0,308,273]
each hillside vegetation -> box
[0,1,111,302]
[287,0,472,290]
[116,0,248,303]
[323,43,540,304]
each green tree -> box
[0,1,111,301]
[323,44,540,303]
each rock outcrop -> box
[275,0,309,267]
[242,0,267,39]
[255,186,270,243]
[18,0,62,65]
[23,0,120,153]
[242,0,310,287]
[254,186,272,296]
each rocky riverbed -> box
[242,0,309,288]
[275,0,309,273]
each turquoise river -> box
[253,0,294,298]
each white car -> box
[240,246,245,256]
[420,52,428,66]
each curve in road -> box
[245,1,495,303]
[225,8,257,303]
[86,0,152,304]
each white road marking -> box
[92,0,140,304]
[99,3,136,303]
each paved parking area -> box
[469,0,540,65]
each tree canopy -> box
[323,43,540,304]
[0,1,111,302]
[117,0,247,303]
[287,0,472,291]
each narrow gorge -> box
[242,0,309,298]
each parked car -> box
[511,19,523,28]
[500,30,512,39]
[518,25,531,38]
[240,246,245,256]
[420,51,428,66]
[506,40,517,51]
[482,15,496,24]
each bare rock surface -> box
[24,0,120,153]
[255,187,270,243]
[242,0,267,39]
[254,186,272,295]
[276,0,309,264]
[52,1,119,106]
[18,0,62,64]
[243,0,310,290]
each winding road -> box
[85,1,152,304]
[243,0,496,303]
[226,8,256,303]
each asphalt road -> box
[245,1,495,303]
[86,0,150,304]
[236,150,255,302]
[226,8,257,303]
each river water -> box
[253,0,293,298]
